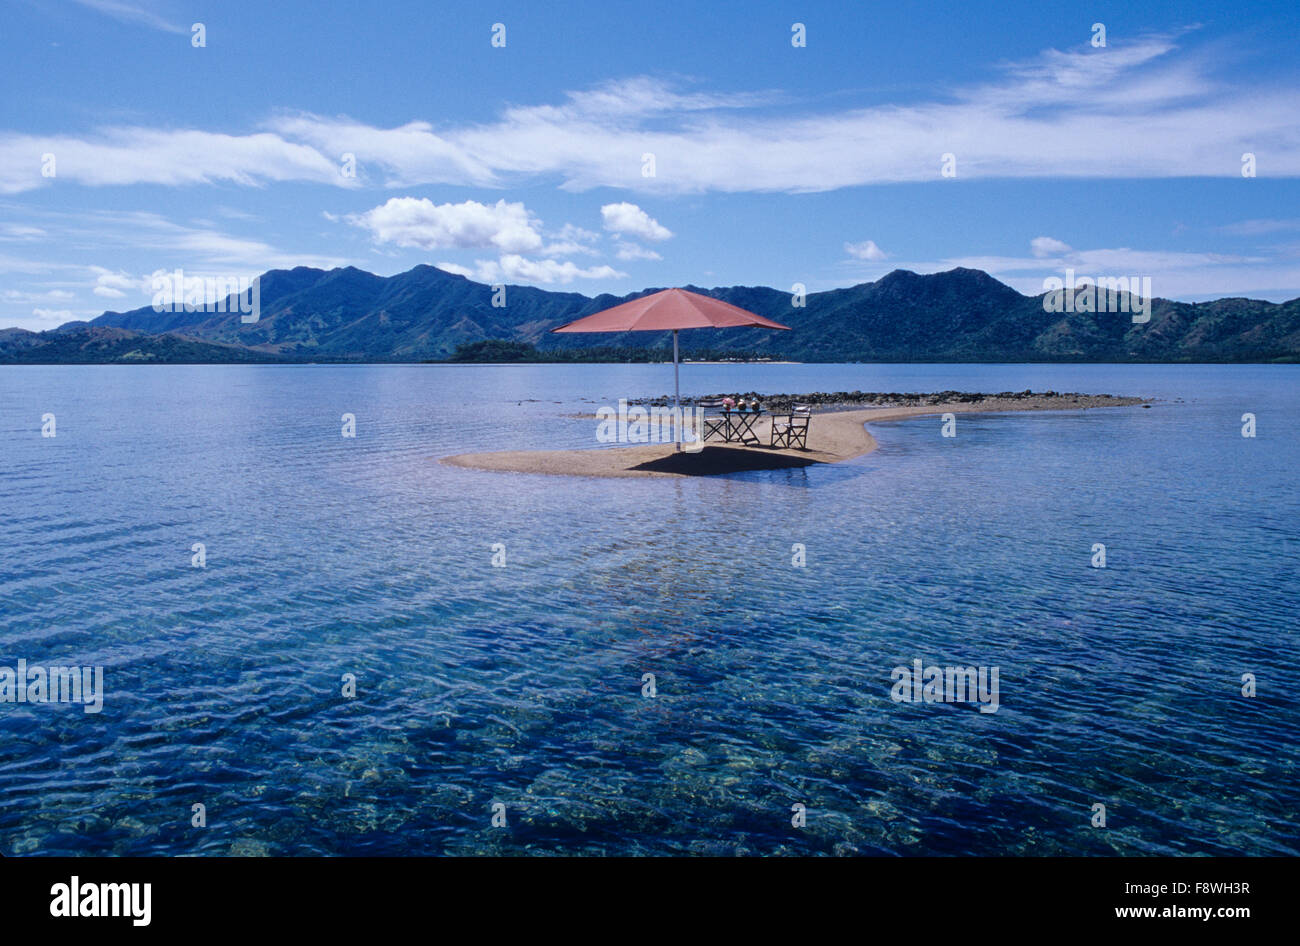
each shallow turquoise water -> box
[0,363,1296,855]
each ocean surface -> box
[1,362,1296,856]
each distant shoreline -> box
[7,266,1298,365]
[5,358,1299,367]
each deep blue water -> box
[0,363,1296,856]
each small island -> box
[443,390,1149,478]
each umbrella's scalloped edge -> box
[551,288,791,333]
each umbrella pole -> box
[672,329,681,451]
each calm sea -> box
[1,363,1296,855]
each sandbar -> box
[440,394,1147,479]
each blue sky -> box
[2,0,1299,331]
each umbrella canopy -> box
[551,287,792,335]
[551,288,792,450]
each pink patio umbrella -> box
[551,288,792,449]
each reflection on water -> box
[0,363,1296,855]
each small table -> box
[722,408,765,445]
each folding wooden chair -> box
[770,404,812,449]
[697,398,730,442]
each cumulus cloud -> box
[845,240,887,261]
[601,202,673,241]
[91,266,140,298]
[1030,236,1073,258]
[349,197,543,253]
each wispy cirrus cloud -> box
[1218,218,1300,237]
[83,209,347,269]
[0,128,343,193]
[614,242,662,261]
[539,224,602,257]
[848,236,1300,300]
[0,203,354,329]
[3,36,1297,195]
[436,256,625,285]
[68,0,188,35]
[269,114,498,189]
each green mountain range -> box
[3,265,1297,363]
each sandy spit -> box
[440,395,1148,479]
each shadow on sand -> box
[628,445,824,476]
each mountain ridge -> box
[3,265,1298,363]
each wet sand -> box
[441,395,1147,479]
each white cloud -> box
[91,267,140,298]
[3,287,76,304]
[23,208,341,272]
[0,129,346,194]
[540,241,599,257]
[1030,236,1073,258]
[870,244,1300,300]
[1219,219,1300,237]
[0,224,46,240]
[2,39,1298,195]
[215,206,258,221]
[435,255,625,285]
[434,262,475,279]
[601,202,673,241]
[32,307,75,323]
[269,114,499,189]
[540,223,602,257]
[845,240,887,261]
[556,223,600,243]
[614,241,663,261]
[0,253,80,274]
[0,208,354,331]
[70,0,188,35]
[350,197,543,253]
